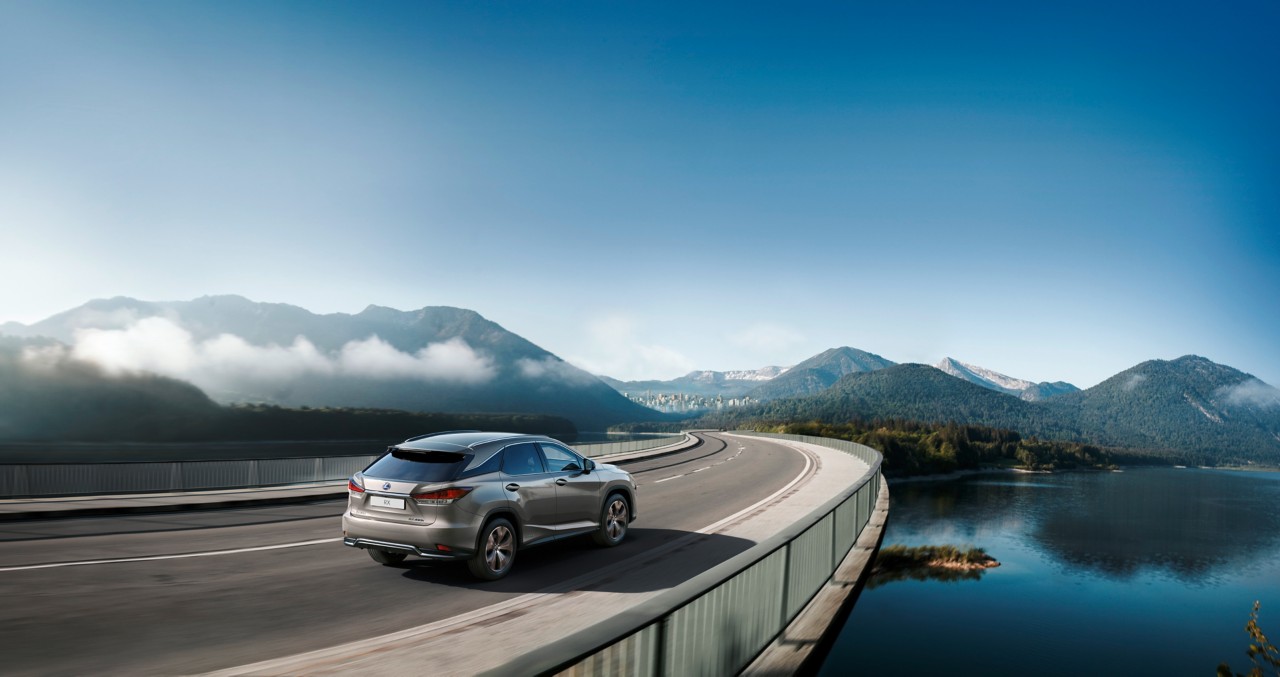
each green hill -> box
[711,356,1280,465]
[748,346,895,400]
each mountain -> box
[723,356,1280,464]
[0,335,223,441]
[935,357,1079,401]
[3,295,663,430]
[603,366,788,399]
[747,363,1050,429]
[748,347,895,400]
[1045,355,1280,459]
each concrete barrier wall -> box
[0,456,381,498]
[0,434,690,498]
[516,431,885,677]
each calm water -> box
[820,468,1280,676]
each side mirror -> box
[584,458,596,472]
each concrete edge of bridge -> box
[742,476,891,676]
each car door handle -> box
[505,483,520,492]
[555,478,568,486]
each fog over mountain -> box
[2,296,662,430]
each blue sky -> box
[1,1,1277,387]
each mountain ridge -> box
[3,296,663,430]
[935,357,1079,401]
[747,346,896,401]
[713,355,1280,464]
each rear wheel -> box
[368,549,408,566]
[468,517,517,580]
[591,493,629,547]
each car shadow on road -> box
[394,527,757,594]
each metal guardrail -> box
[513,431,884,677]
[0,434,691,498]
[0,456,380,498]
[574,433,688,459]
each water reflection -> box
[891,469,1280,584]
[1029,470,1280,583]
[867,565,987,588]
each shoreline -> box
[889,467,1052,484]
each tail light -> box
[412,487,474,505]
[348,473,366,494]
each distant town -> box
[621,391,758,413]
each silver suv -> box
[342,431,638,580]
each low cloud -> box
[1216,379,1280,409]
[566,315,696,381]
[59,317,495,392]
[1122,374,1147,391]
[516,357,594,385]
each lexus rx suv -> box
[342,431,638,580]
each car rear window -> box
[364,449,468,483]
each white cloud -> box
[340,336,494,383]
[516,357,594,385]
[566,314,696,381]
[728,323,804,354]
[1217,379,1280,409]
[59,317,495,393]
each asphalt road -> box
[0,433,808,676]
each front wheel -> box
[592,494,630,547]
[468,518,517,580]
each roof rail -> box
[403,430,482,442]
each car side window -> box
[458,449,504,479]
[538,443,583,472]
[502,443,546,475]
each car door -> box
[539,442,603,528]
[499,442,559,545]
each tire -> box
[368,549,408,566]
[468,517,517,581]
[591,493,630,547]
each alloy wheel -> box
[486,524,514,573]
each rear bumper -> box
[342,536,469,561]
[342,511,477,559]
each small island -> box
[869,545,1000,587]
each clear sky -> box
[1,1,1277,387]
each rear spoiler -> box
[403,430,481,442]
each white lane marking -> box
[692,467,710,473]
[0,538,340,572]
[205,438,817,677]
[653,475,684,483]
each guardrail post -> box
[654,618,668,677]
[831,500,841,570]
[778,541,792,628]
[15,465,30,497]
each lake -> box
[820,467,1280,675]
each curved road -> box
[0,433,810,676]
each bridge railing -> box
[512,431,884,677]
[0,434,692,498]
[575,433,690,459]
[0,455,381,498]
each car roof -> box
[395,431,543,453]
